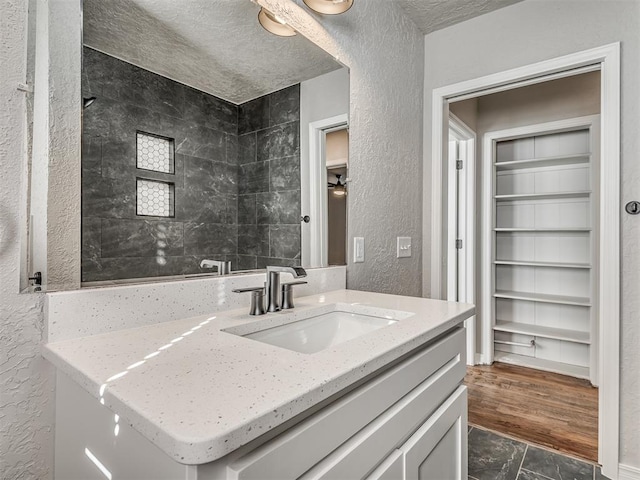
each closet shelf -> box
[494,191,591,201]
[494,153,590,171]
[494,321,590,344]
[494,290,591,307]
[494,260,591,269]
[494,352,590,380]
[494,227,592,233]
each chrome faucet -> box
[266,266,307,312]
[200,259,231,275]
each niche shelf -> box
[494,191,591,201]
[494,152,590,171]
[494,321,590,344]
[494,352,590,380]
[493,260,591,269]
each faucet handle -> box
[290,266,307,277]
[266,265,307,278]
[201,259,232,275]
[280,281,308,310]
[232,286,266,316]
[232,286,264,293]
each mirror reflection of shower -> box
[325,129,348,266]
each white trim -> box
[597,43,621,480]
[427,43,620,478]
[446,137,457,300]
[448,113,477,366]
[619,464,640,480]
[481,130,494,365]
[306,114,348,268]
[449,63,601,103]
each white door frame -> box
[305,114,349,268]
[428,43,620,477]
[447,113,477,365]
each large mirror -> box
[75,0,349,286]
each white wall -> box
[475,71,601,133]
[423,0,640,468]
[0,0,54,478]
[28,0,82,291]
[264,0,425,296]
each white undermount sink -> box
[226,304,414,354]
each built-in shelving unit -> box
[487,119,599,384]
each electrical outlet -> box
[353,237,364,263]
[397,237,412,258]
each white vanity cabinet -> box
[54,326,467,480]
[367,386,466,480]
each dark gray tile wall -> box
[237,84,301,270]
[82,47,300,282]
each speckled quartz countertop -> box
[43,289,474,465]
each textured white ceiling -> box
[83,0,342,104]
[397,0,524,34]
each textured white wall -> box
[261,0,425,296]
[0,0,54,478]
[423,0,640,468]
[29,0,81,291]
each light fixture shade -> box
[332,185,347,196]
[303,0,354,14]
[258,8,296,37]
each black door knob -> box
[625,201,640,215]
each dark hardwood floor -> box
[464,362,598,463]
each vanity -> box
[44,289,473,479]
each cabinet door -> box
[401,386,467,480]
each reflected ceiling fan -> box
[328,174,348,196]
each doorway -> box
[452,73,601,463]
[305,114,349,268]
[429,44,620,477]
[326,129,349,266]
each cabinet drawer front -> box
[227,328,465,480]
[301,349,465,479]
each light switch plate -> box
[353,237,364,263]
[397,236,412,258]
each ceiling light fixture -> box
[332,184,347,196]
[328,173,348,196]
[303,0,354,15]
[258,8,296,37]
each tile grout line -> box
[520,468,556,480]
[516,444,528,479]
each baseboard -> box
[619,463,640,480]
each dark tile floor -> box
[468,426,610,480]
